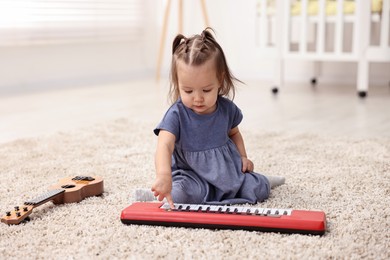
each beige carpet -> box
[0,118,389,259]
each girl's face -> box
[177,59,220,115]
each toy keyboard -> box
[120,202,326,235]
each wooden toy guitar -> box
[1,176,104,225]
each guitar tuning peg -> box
[16,212,21,217]
[23,207,28,212]
[14,206,20,211]
[6,211,11,216]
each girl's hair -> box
[169,27,242,103]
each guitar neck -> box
[24,189,65,208]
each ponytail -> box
[172,34,186,54]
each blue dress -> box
[154,96,270,205]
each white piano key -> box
[199,205,210,212]
[280,209,292,216]
[239,207,251,214]
[230,206,241,214]
[160,203,170,210]
[255,208,265,215]
[216,206,224,213]
[196,204,205,211]
[183,204,192,211]
[176,203,188,210]
[208,205,219,212]
[219,206,230,213]
[189,204,199,211]
[250,208,261,215]
[235,207,245,214]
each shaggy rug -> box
[0,118,389,259]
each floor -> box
[0,78,389,144]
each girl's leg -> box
[171,170,208,204]
[237,173,271,203]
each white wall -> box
[0,41,149,92]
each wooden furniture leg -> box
[156,0,209,82]
[178,0,183,34]
[156,0,172,82]
[200,0,210,27]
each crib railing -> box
[256,0,390,97]
[367,0,390,61]
[282,0,368,60]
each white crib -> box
[256,0,390,97]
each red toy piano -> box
[120,202,327,235]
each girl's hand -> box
[151,175,175,209]
[241,157,254,173]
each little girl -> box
[149,28,284,208]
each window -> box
[0,0,145,45]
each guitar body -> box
[1,176,104,225]
[49,176,104,204]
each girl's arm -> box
[152,130,176,208]
[229,126,254,173]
